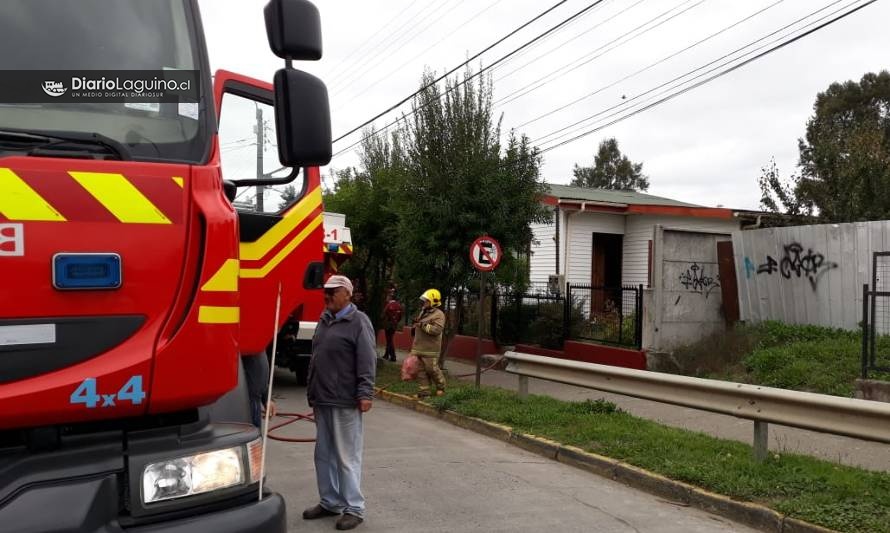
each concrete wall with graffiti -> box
[733,221,890,330]
[646,226,732,353]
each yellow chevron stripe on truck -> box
[239,187,322,262]
[240,213,324,279]
[69,171,172,225]
[201,259,240,292]
[0,168,66,221]
[198,306,240,324]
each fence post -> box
[753,420,769,462]
[618,287,625,346]
[862,283,870,380]
[490,287,498,343]
[636,285,644,350]
[563,282,571,344]
[518,375,529,398]
[871,278,878,369]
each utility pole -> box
[255,105,264,212]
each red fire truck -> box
[0,0,330,531]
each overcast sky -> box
[199,0,890,210]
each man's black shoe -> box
[336,514,364,530]
[303,504,339,520]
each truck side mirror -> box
[273,68,331,167]
[264,0,322,60]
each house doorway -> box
[591,232,623,312]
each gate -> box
[861,252,890,378]
[565,283,643,350]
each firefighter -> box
[411,288,447,398]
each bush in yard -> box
[743,338,862,397]
[673,320,890,396]
[527,302,566,349]
[496,301,543,345]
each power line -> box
[533,0,847,146]
[331,0,694,160]
[484,0,619,77]
[324,0,422,83]
[493,0,646,85]
[332,0,579,144]
[515,0,788,130]
[331,0,611,160]
[493,0,708,108]
[328,0,460,93]
[537,0,878,155]
[336,0,508,109]
[325,0,434,88]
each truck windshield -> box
[0,0,209,163]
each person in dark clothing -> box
[241,353,276,428]
[381,289,403,362]
[303,275,376,531]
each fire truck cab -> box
[0,1,331,531]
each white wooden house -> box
[530,184,742,290]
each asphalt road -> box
[262,369,756,533]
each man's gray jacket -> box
[307,304,377,408]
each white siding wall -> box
[564,211,625,285]
[623,215,741,288]
[528,218,557,284]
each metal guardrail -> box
[504,351,890,460]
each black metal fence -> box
[490,282,643,350]
[494,283,566,348]
[861,252,890,379]
[421,282,643,351]
[565,283,643,349]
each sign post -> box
[469,236,502,388]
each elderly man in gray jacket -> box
[303,275,377,531]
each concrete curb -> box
[374,388,840,533]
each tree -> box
[322,67,549,354]
[760,70,890,222]
[393,68,549,360]
[757,158,810,218]
[323,130,406,329]
[394,69,547,293]
[571,138,649,191]
[277,184,298,211]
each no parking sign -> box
[469,236,502,272]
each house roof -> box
[545,184,701,208]
[543,183,734,220]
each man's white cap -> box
[323,275,353,295]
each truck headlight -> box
[142,446,246,504]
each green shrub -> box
[496,301,544,345]
[673,320,890,397]
[744,338,862,396]
[527,302,567,349]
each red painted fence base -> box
[376,330,646,370]
[514,342,646,370]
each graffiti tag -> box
[744,257,756,279]
[746,242,838,291]
[679,262,721,298]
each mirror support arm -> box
[231,167,301,187]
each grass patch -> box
[376,360,890,532]
[672,321,890,397]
